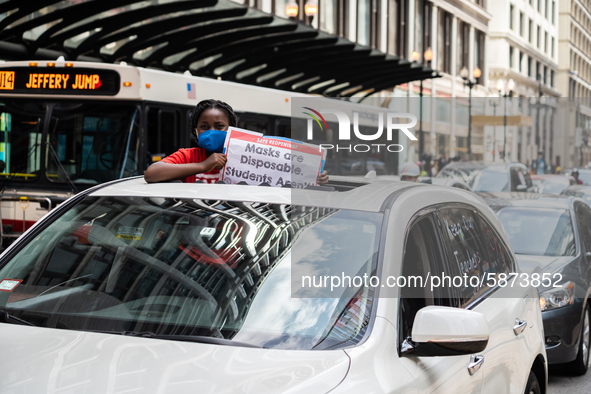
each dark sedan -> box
[480,192,591,375]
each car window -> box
[398,214,453,348]
[477,214,515,274]
[497,207,576,256]
[576,203,591,252]
[510,168,528,191]
[473,170,509,192]
[436,207,507,308]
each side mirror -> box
[403,306,489,357]
[585,252,591,263]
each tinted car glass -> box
[399,214,454,346]
[576,203,591,252]
[436,207,508,308]
[472,170,508,192]
[497,207,576,256]
[0,196,383,350]
[541,178,570,194]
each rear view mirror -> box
[405,306,489,357]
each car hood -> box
[515,254,575,275]
[0,325,350,394]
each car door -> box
[397,211,484,394]
[434,206,533,393]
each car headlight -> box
[540,281,575,311]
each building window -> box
[475,30,485,84]
[357,0,371,46]
[544,31,548,53]
[457,21,469,75]
[544,65,548,84]
[536,61,541,80]
[475,0,486,8]
[520,12,524,36]
[414,0,432,61]
[519,51,524,72]
[320,0,337,34]
[552,1,555,24]
[275,0,288,17]
[528,56,533,77]
[551,36,555,57]
[536,24,540,47]
[529,0,532,5]
[529,19,533,43]
[337,0,349,38]
[388,0,407,57]
[510,4,514,30]
[538,0,541,12]
[510,46,514,68]
[545,0,548,18]
[437,9,452,73]
[551,70,555,87]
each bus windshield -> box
[0,99,140,185]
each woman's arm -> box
[144,153,227,183]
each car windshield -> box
[540,178,570,194]
[577,172,591,185]
[0,196,382,350]
[472,170,508,192]
[496,207,576,256]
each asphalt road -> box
[548,367,591,394]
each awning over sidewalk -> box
[0,0,438,97]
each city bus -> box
[0,60,394,246]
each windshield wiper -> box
[0,308,35,326]
[88,330,265,348]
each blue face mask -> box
[198,129,227,152]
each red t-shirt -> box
[161,148,220,184]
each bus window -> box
[0,100,45,181]
[275,118,292,138]
[147,108,180,160]
[238,115,268,134]
[46,102,140,185]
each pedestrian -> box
[572,169,584,185]
[145,99,329,184]
[399,162,421,182]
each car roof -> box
[87,176,487,214]
[478,192,574,210]
[564,185,591,194]
[530,174,569,180]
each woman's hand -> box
[202,153,227,172]
[317,170,329,185]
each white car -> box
[0,176,546,393]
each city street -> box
[549,368,591,393]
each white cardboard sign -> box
[221,127,326,188]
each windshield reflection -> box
[0,196,382,350]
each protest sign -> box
[221,127,326,188]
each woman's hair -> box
[190,99,237,139]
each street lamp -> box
[286,0,298,19]
[489,98,500,161]
[304,0,318,24]
[461,66,482,160]
[414,48,433,158]
[496,78,515,161]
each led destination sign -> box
[0,67,121,95]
